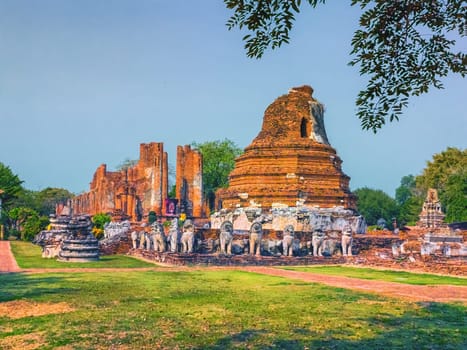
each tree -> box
[225,0,467,132]
[0,162,24,211]
[395,175,416,205]
[395,174,423,225]
[354,187,399,226]
[416,147,466,192]
[35,187,75,216]
[7,207,48,241]
[11,187,74,216]
[442,172,467,222]
[191,139,243,211]
[116,158,138,171]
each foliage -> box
[0,269,465,349]
[354,187,399,226]
[443,171,467,222]
[116,158,138,171]
[7,207,48,241]
[191,139,243,210]
[10,187,74,216]
[224,0,467,132]
[91,227,104,240]
[283,266,467,286]
[168,184,176,198]
[91,213,111,230]
[416,147,467,192]
[398,196,424,226]
[395,175,416,205]
[10,241,155,268]
[395,175,423,226]
[0,162,23,211]
[34,187,74,216]
[148,210,157,224]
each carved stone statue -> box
[341,226,353,256]
[249,221,263,256]
[167,218,180,253]
[144,231,152,250]
[219,221,234,255]
[282,224,295,256]
[312,229,325,257]
[180,219,195,253]
[151,222,166,252]
[138,231,147,250]
[130,230,139,249]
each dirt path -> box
[1,243,466,304]
[240,266,467,304]
[0,241,20,273]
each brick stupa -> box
[217,85,356,210]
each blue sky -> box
[0,1,465,197]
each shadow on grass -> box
[0,273,76,302]
[196,303,466,349]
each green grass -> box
[0,270,465,349]
[10,241,155,269]
[280,266,467,286]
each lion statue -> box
[249,221,263,256]
[219,220,234,255]
[282,224,295,256]
[341,226,353,256]
[312,229,325,257]
[151,222,166,252]
[180,219,195,253]
[167,218,180,253]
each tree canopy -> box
[354,187,399,226]
[116,158,138,171]
[191,139,243,211]
[0,162,24,210]
[224,0,467,132]
[394,174,423,225]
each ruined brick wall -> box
[72,142,168,220]
[217,85,356,210]
[176,145,203,218]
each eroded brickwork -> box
[72,142,168,220]
[217,85,356,210]
[176,145,203,218]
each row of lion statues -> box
[131,219,354,257]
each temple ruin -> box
[176,145,203,218]
[72,142,204,220]
[217,85,356,210]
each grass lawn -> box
[10,241,155,269]
[0,270,465,349]
[280,266,467,286]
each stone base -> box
[57,256,100,262]
[129,249,348,266]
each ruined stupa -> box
[217,85,356,210]
[417,188,446,228]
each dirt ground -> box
[1,242,466,304]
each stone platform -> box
[129,249,348,266]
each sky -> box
[0,0,465,197]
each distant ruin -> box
[417,188,446,229]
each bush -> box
[148,211,157,224]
